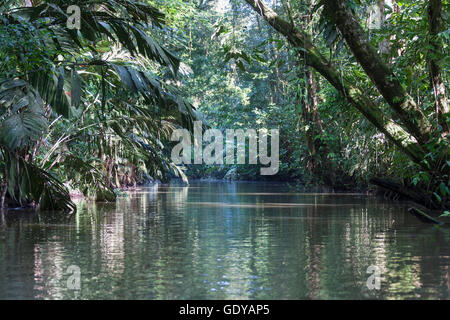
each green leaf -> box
[0,79,47,150]
[439,182,448,196]
[433,192,442,203]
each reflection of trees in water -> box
[32,242,66,299]
[0,213,39,298]
[0,211,75,299]
[0,184,449,299]
[70,187,450,298]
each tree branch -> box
[322,0,431,145]
[243,0,426,164]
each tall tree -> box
[242,0,428,166]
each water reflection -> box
[0,182,449,299]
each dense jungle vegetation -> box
[0,0,448,213]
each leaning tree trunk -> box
[242,0,427,167]
[322,0,431,146]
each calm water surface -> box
[0,182,449,299]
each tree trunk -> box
[427,0,449,134]
[322,0,431,145]
[242,0,427,166]
[1,166,8,209]
[301,68,335,185]
[376,0,391,55]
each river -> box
[0,181,448,299]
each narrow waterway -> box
[0,181,448,299]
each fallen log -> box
[369,177,445,210]
[408,208,445,225]
[370,177,450,225]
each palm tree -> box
[0,0,198,211]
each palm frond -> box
[54,153,116,202]
[13,0,180,74]
[1,149,75,212]
[0,79,48,150]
